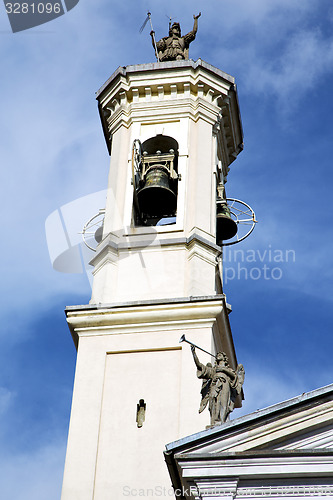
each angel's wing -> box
[233,364,245,395]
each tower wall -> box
[61,60,243,499]
[90,60,243,304]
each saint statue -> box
[191,345,245,426]
[151,13,201,62]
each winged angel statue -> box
[191,346,245,426]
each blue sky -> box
[1,1,333,497]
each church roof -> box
[166,383,333,454]
[165,383,333,497]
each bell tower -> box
[61,59,244,499]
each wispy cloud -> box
[0,387,14,415]
[0,441,66,500]
[236,369,304,417]
[1,1,333,496]
[245,28,333,107]
[187,0,333,109]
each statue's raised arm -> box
[192,12,201,36]
[191,345,201,369]
[153,13,201,62]
[191,345,214,379]
[183,13,201,55]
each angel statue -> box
[150,13,201,62]
[191,345,245,426]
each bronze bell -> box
[216,200,238,244]
[94,226,103,243]
[137,165,177,217]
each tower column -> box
[61,59,244,499]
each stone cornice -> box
[89,231,221,270]
[96,59,243,168]
[66,295,231,347]
[96,59,235,98]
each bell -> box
[216,201,238,244]
[137,166,177,217]
[94,225,103,243]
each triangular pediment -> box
[165,385,333,497]
[166,384,333,457]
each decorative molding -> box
[66,297,227,341]
[96,61,243,165]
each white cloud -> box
[0,2,332,496]
[236,370,304,418]
[0,441,66,500]
[179,1,333,108]
[0,387,14,415]
[245,28,333,106]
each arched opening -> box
[134,135,179,226]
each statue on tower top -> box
[150,13,201,62]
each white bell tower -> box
[61,59,243,499]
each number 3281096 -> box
[5,3,62,14]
